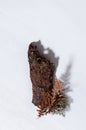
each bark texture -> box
[28,42,55,106]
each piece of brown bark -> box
[28,42,55,106]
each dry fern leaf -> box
[37,78,65,117]
[37,91,52,117]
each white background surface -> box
[0,0,86,130]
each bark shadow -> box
[31,40,59,72]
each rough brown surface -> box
[28,42,55,106]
